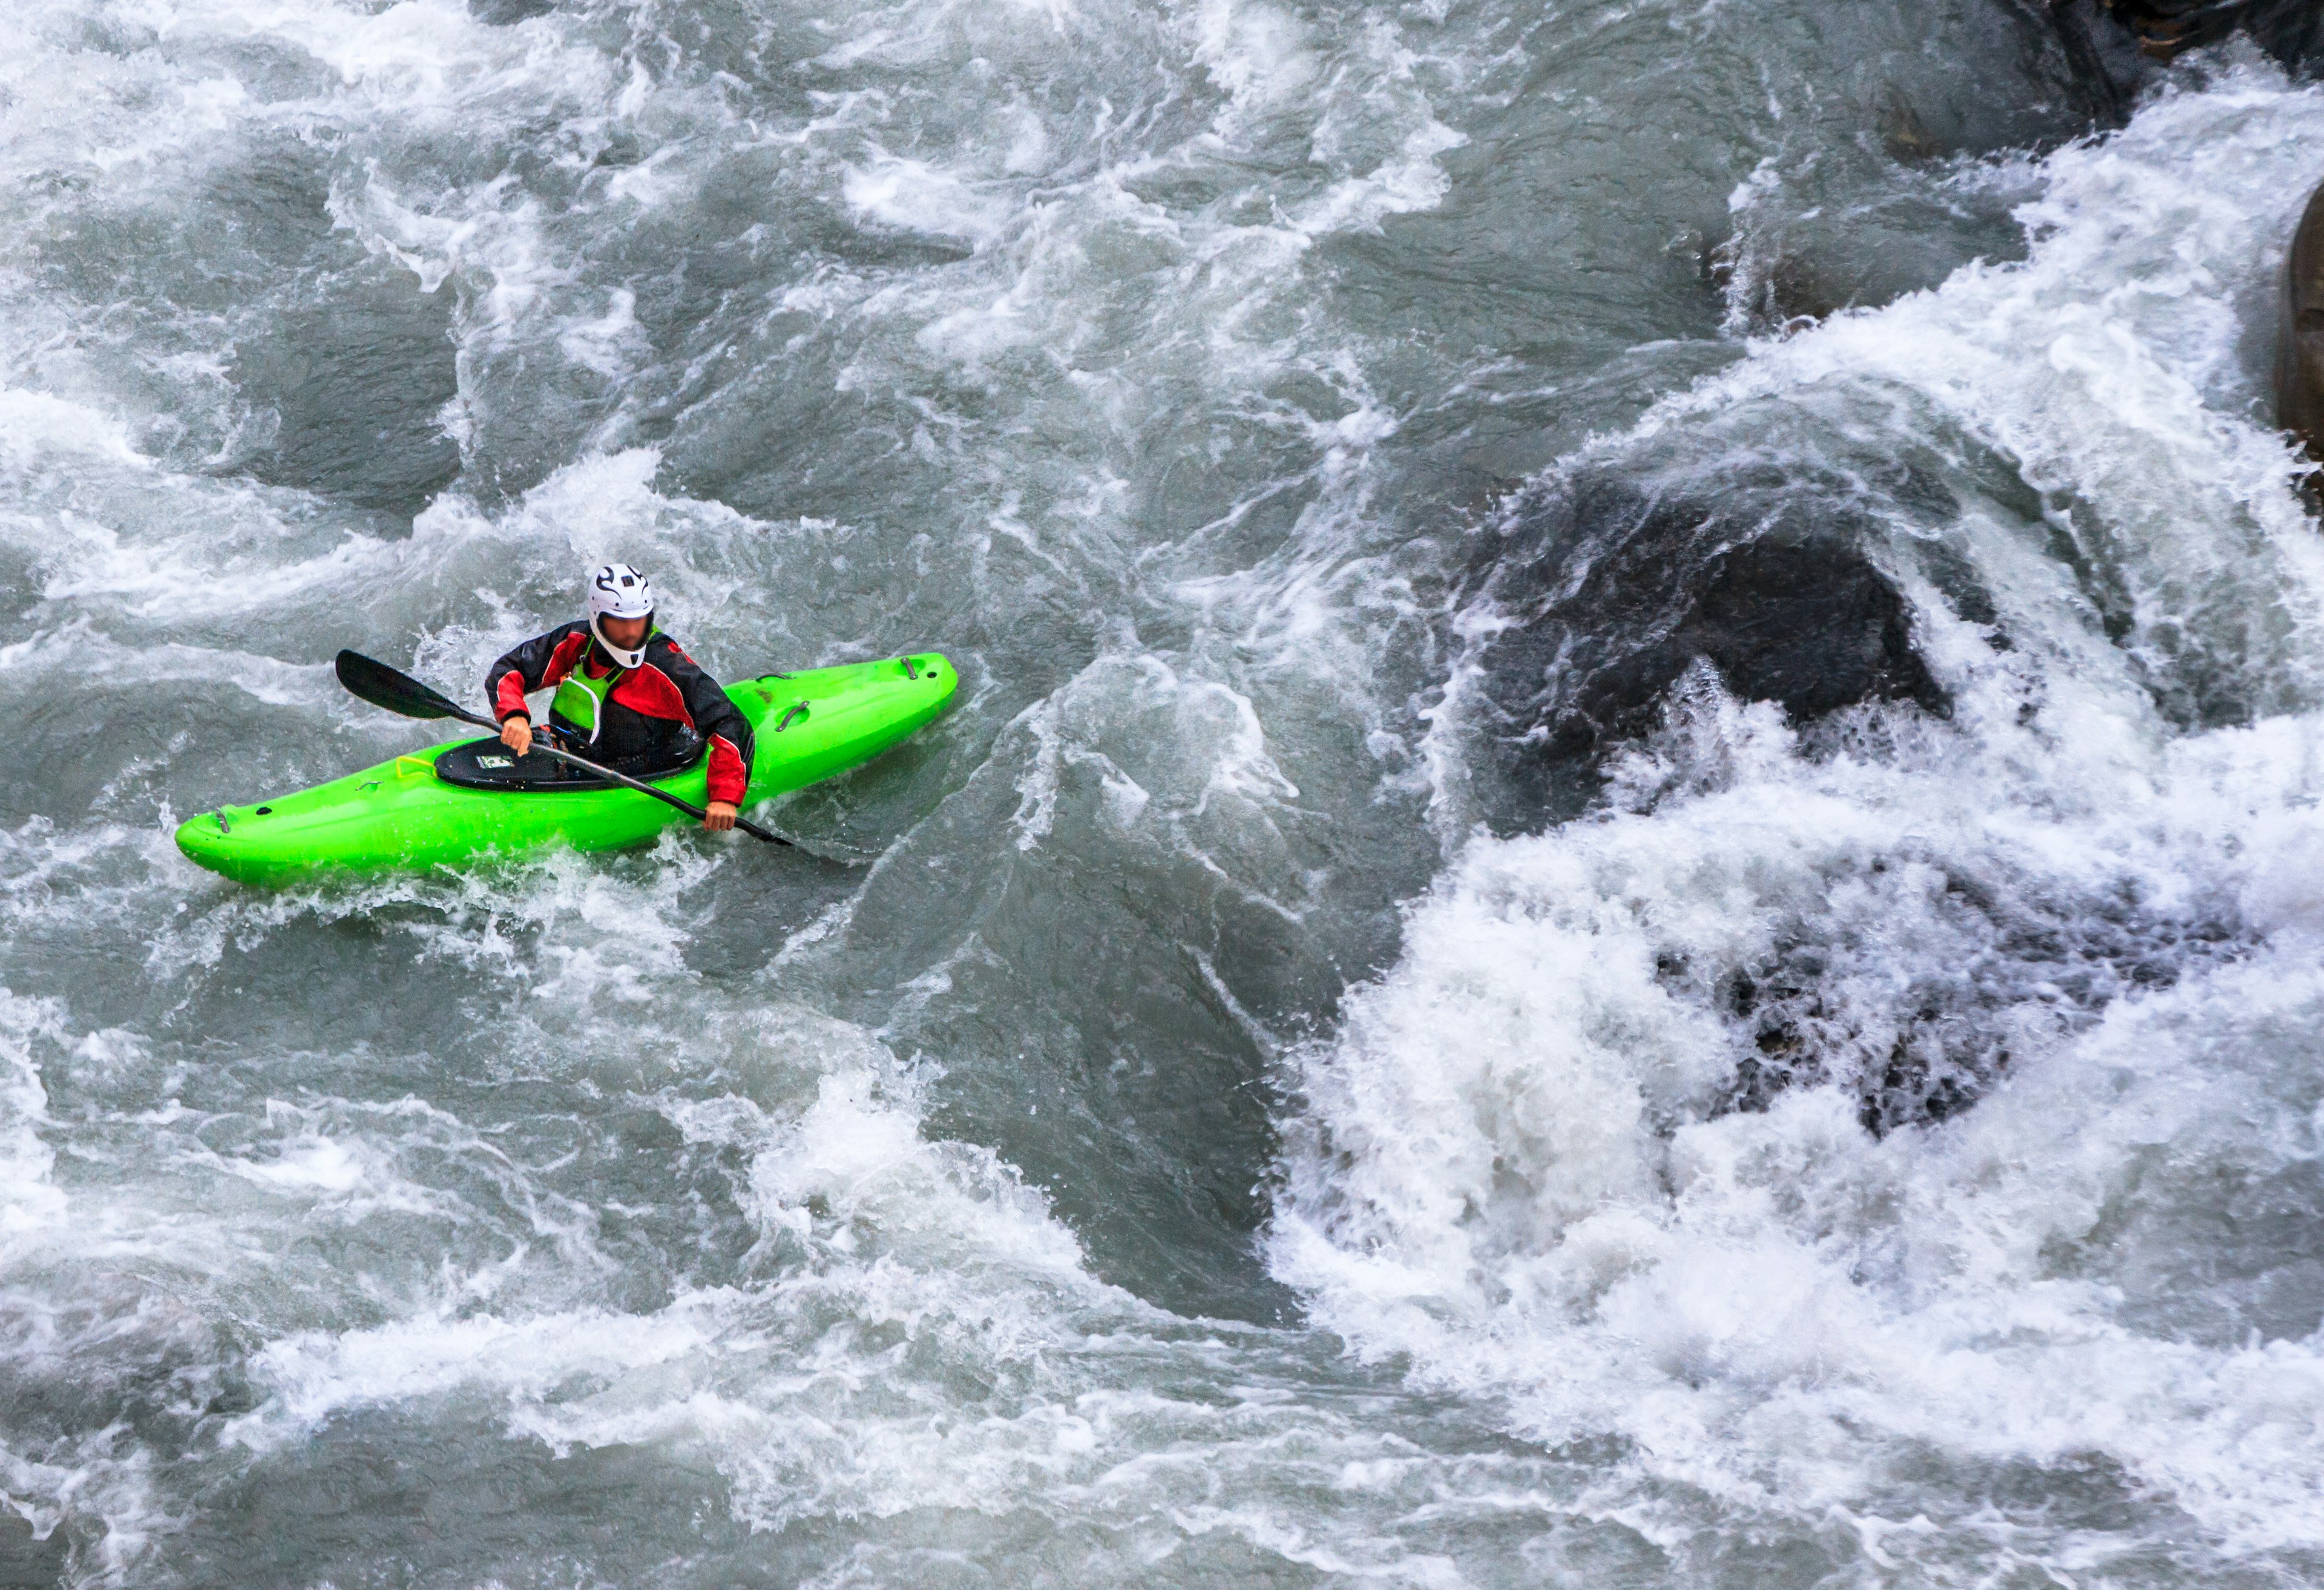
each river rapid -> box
[5,1,2324,1585]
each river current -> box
[5,1,2324,1585]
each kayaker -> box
[488,564,752,831]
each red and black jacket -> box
[485,623,754,806]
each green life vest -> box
[551,626,661,745]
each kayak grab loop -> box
[775,702,809,733]
[903,656,919,679]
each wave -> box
[1273,63,2324,1571]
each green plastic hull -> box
[176,655,956,886]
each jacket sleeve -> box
[659,641,755,805]
[485,623,587,724]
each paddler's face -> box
[600,614,649,650]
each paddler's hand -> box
[703,801,738,833]
[501,716,533,757]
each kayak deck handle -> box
[903,656,919,679]
[775,702,809,733]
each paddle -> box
[333,650,794,848]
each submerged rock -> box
[1459,462,2257,1138]
[2279,180,2324,469]
[1463,470,1950,823]
[1709,872,2244,1137]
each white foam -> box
[1193,0,1319,114]
[234,1298,724,1445]
[843,155,1018,250]
[0,390,146,474]
[0,992,67,1245]
[225,1024,1144,1536]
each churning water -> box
[5,1,2324,1585]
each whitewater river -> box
[7,0,2324,1584]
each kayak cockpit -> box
[431,736,703,793]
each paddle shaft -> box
[336,651,792,847]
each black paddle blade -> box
[335,650,481,724]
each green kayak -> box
[177,655,956,886]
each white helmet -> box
[586,563,654,669]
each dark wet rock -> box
[2035,0,2160,118]
[1710,246,1865,332]
[1706,871,2243,1137]
[2244,0,2324,67]
[1876,89,1948,163]
[1463,471,1951,823]
[2092,0,2324,70]
[2279,178,2324,470]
